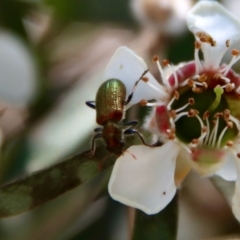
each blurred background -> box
[0,0,240,239]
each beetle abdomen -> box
[96,79,126,125]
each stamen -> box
[210,117,219,147]
[180,78,190,87]
[195,114,205,129]
[152,55,170,89]
[223,109,230,121]
[174,111,188,122]
[139,100,162,107]
[221,49,240,76]
[167,91,179,110]
[189,98,195,105]
[167,128,176,140]
[174,102,190,113]
[226,140,233,147]
[214,73,231,83]
[194,41,202,74]
[192,86,203,93]
[173,98,193,114]
[188,79,195,87]
[169,110,176,119]
[139,99,148,106]
[198,128,207,143]
[217,125,228,148]
[145,81,168,96]
[203,116,210,145]
[222,83,235,92]
[198,74,207,82]
[221,76,231,83]
[188,109,199,117]
[229,115,240,131]
[196,31,216,47]
[223,109,240,130]
[163,59,178,89]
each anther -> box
[237,153,240,158]
[203,111,210,120]
[152,55,171,89]
[141,76,149,82]
[223,109,230,121]
[232,49,240,56]
[188,79,194,87]
[225,83,235,92]
[213,73,222,80]
[214,112,223,118]
[163,59,170,66]
[221,49,240,76]
[188,98,195,105]
[202,82,208,89]
[196,31,216,46]
[198,74,207,82]
[227,121,233,128]
[226,140,233,147]
[174,91,179,100]
[192,87,203,93]
[195,41,201,49]
[169,110,176,119]
[202,126,207,133]
[167,129,176,140]
[139,99,148,106]
[188,109,199,117]
[226,39,230,47]
[152,55,159,62]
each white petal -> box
[187,1,240,67]
[108,141,180,214]
[103,46,165,107]
[232,182,240,222]
[215,152,237,181]
[231,157,240,222]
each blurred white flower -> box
[0,30,37,106]
[131,0,193,35]
[106,1,240,221]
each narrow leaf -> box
[0,146,115,217]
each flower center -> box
[170,76,239,149]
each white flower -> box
[106,1,240,220]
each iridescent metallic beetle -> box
[86,70,156,155]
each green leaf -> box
[0,146,115,217]
[132,194,178,240]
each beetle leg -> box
[125,69,149,105]
[86,101,96,109]
[86,132,102,157]
[124,128,162,147]
[94,127,103,133]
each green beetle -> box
[86,70,158,155]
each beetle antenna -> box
[125,69,149,104]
